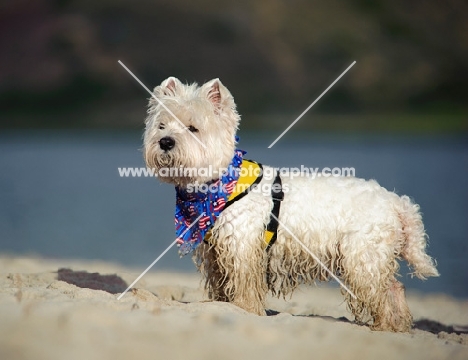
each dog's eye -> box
[159,124,165,130]
[188,125,198,133]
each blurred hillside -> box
[1,0,467,131]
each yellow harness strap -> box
[205,159,283,249]
[227,160,262,203]
[264,229,276,247]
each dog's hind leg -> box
[372,276,413,332]
[342,255,413,332]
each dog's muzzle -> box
[159,137,175,151]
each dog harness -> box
[218,159,284,251]
[175,151,283,256]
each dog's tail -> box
[397,195,439,279]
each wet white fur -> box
[144,77,439,332]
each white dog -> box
[143,77,439,332]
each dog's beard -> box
[154,151,176,168]
[145,145,200,186]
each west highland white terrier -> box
[143,77,439,332]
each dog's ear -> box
[201,78,234,114]
[206,79,222,107]
[154,77,182,97]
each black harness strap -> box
[265,171,284,251]
[203,164,284,251]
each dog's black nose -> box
[159,137,175,151]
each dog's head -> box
[143,77,240,187]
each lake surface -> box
[0,130,467,298]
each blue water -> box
[0,130,467,298]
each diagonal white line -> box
[270,213,357,299]
[118,60,206,149]
[117,212,206,300]
[268,61,356,148]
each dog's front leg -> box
[228,240,269,316]
[195,233,269,316]
[194,243,229,302]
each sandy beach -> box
[0,255,467,360]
